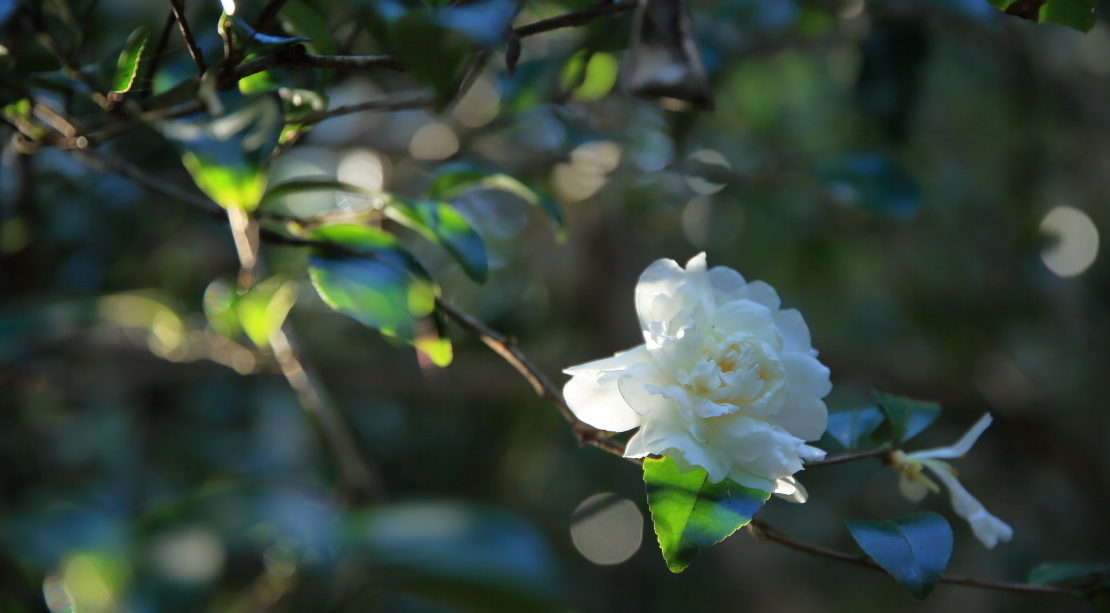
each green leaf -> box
[872,389,941,445]
[643,456,770,573]
[1028,562,1110,586]
[260,178,388,208]
[161,97,283,211]
[203,278,242,339]
[986,0,1097,32]
[278,0,337,55]
[112,26,148,93]
[385,200,488,283]
[825,406,885,450]
[236,276,298,349]
[846,512,953,599]
[307,224,436,342]
[427,163,565,235]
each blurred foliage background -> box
[2,0,1110,610]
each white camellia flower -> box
[563,254,831,499]
[889,413,1013,549]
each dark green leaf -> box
[872,389,941,445]
[385,200,488,283]
[846,512,953,599]
[226,14,312,55]
[307,224,435,342]
[1028,562,1110,586]
[643,456,769,573]
[436,0,517,46]
[112,26,148,93]
[986,0,1096,32]
[278,0,337,56]
[160,97,283,211]
[825,406,885,450]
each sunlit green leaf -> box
[385,200,488,283]
[1028,562,1110,586]
[307,224,435,341]
[986,0,1096,32]
[260,178,388,208]
[112,26,148,93]
[236,276,298,349]
[846,512,952,599]
[203,278,242,339]
[562,51,618,101]
[872,389,941,445]
[161,96,283,211]
[643,456,769,573]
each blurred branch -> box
[513,0,637,38]
[747,520,1094,599]
[290,90,434,125]
[252,0,291,34]
[169,0,207,74]
[228,44,406,89]
[138,10,178,100]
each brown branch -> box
[290,91,434,125]
[433,298,630,458]
[804,448,890,468]
[747,520,1091,599]
[170,0,208,75]
[513,0,637,38]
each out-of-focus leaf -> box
[820,153,919,218]
[225,13,312,55]
[307,224,435,342]
[392,12,476,112]
[427,163,565,235]
[643,456,769,573]
[161,96,283,211]
[826,406,885,450]
[986,0,1096,31]
[872,389,941,445]
[278,0,337,84]
[385,200,488,283]
[846,513,952,599]
[344,502,559,611]
[1028,562,1110,586]
[112,26,148,93]
[236,276,298,349]
[239,64,287,95]
[436,0,517,46]
[203,278,241,339]
[259,178,388,208]
[561,50,620,101]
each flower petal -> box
[563,344,651,375]
[910,413,994,460]
[636,258,688,330]
[713,299,779,348]
[773,476,809,503]
[738,280,781,312]
[563,372,641,432]
[774,308,816,356]
[623,429,650,458]
[708,266,746,303]
[776,395,828,441]
[924,460,1013,549]
[781,352,833,398]
[898,474,931,502]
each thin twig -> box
[433,298,629,457]
[747,520,1090,599]
[227,45,405,89]
[804,448,889,468]
[290,91,434,125]
[170,0,207,74]
[513,0,637,38]
[252,0,292,35]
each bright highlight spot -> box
[553,140,622,202]
[570,493,643,565]
[409,123,459,160]
[454,79,501,128]
[42,574,75,613]
[684,149,730,195]
[337,149,385,191]
[152,527,226,584]
[1040,206,1099,277]
[221,0,236,15]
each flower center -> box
[677,340,768,406]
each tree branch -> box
[747,520,1091,599]
[513,0,637,38]
[290,90,434,125]
[804,448,890,468]
[138,9,178,99]
[252,0,291,34]
[169,0,207,75]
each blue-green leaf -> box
[307,224,435,342]
[826,406,885,450]
[112,26,148,93]
[643,456,769,573]
[872,389,941,445]
[427,163,565,235]
[161,97,283,211]
[846,512,953,599]
[1028,562,1110,587]
[385,200,488,283]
